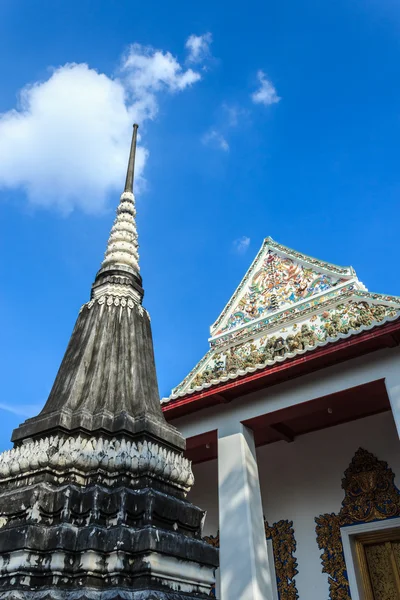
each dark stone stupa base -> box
[0,440,217,598]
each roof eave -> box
[162,317,400,420]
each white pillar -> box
[217,423,274,599]
[385,373,400,438]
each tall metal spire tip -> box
[124,123,139,194]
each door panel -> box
[365,542,400,600]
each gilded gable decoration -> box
[167,237,400,402]
[315,448,400,600]
[204,519,299,599]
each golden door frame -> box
[204,519,299,599]
[315,448,400,600]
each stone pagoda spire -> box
[0,125,218,599]
[94,123,141,296]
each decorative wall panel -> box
[315,448,400,600]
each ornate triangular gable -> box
[167,238,400,401]
[211,237,357,340]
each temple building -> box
[3,123,400,600]
[162,237,400,599]
[0,125,218,599]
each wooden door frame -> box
[355,528,400,600]
[341,518,400,600]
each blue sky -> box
[0,0,400,450]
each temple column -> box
[217,423,274,599]
[385,372,400,439]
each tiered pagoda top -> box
[12,124,183,449]
[167,237,400,401]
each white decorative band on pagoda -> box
[81,294,150,319]
[0,435,194,491]
[0,550,214,597]
[91,283,143,303]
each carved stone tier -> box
[0,430,217,598]
[0,481,215,598]
[0,435,194,492]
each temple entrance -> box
[356,528,400,599]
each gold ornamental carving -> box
[265,519,299,600]
[204,519,299,599]
[315,448,400,600]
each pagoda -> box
[0,125,218,599]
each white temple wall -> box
[189,456,219,537]
[188,410,400,599]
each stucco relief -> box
[0,434,194,497]
[217,251,343,335]
[184,301,398,392]
[211,237,355,335]
[315,448,400,600]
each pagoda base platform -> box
[0,592,212,600]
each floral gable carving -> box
[315,448,400,600]
[215,251,344,335]
[204,519,299,599]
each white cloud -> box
[233,236,251,254]
[0,38,207,213]
[251,70,280,106]
[202,129,229,152]
[121,43,201,106]
[222,103,250,127]
[222,104,241,127]
[0,402,42,417]
[202,104,247,152]
[0,64,138,213]
[185,33,212,63]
